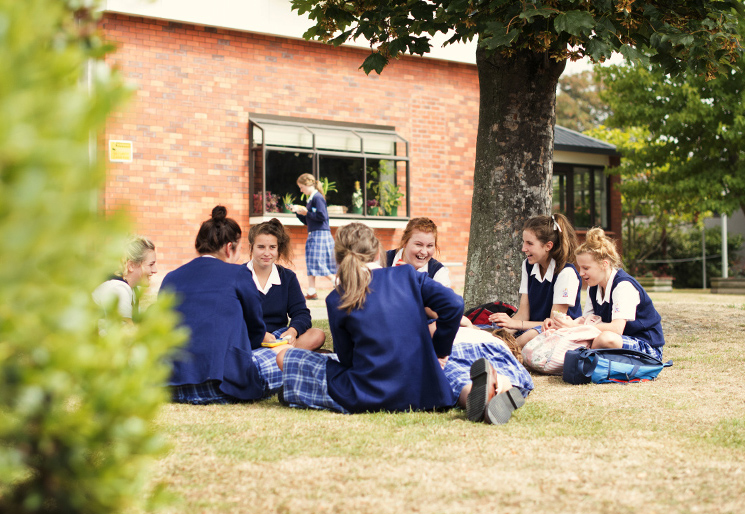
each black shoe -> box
[277,386,289,407]
[484,389,525,425]
[466,358,495,422]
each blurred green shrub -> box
[0,1,185,512]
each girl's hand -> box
[550,310,578,329]
[263,332,276,343]
[279,330,297,346]
[295,206,308,215]
[438,355,449,370]
[488,312,513,329]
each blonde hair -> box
[397,217,440,254]
[118,236,155,277]
[334,223,380,313]
[297,173,324,196]
[575,227,623,269]
[523,213,578,271]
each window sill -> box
[250,213,410,230]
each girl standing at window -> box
[290,173,336,300]
[246,218,326,351]
[489,214,582,348]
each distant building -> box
[101,0,621,286]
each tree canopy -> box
[556,70,609,132]
[595,61,745,218]
[291,0,743,307]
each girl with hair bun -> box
[489,213,582,348]
[92,235,157,321]
[275,223,532,424]
[549,227,665,359]
[289,173,336,300]
[160,205,283,404]
[246,218,326,351]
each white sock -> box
[307,287,316,295]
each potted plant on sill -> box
[351,181,363,214]
[378,180,404,216]
[366,199,379,216]
[281,193,295,214]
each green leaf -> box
[361,52,388,74]
[554,10,595,36]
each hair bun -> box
[211,205,227,220]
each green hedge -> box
[0,1,185,512]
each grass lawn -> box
[149,290,745,513]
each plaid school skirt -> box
[305,230,336,276]
[621,335,663,360]
[280,348,348,413]
[443,341,534,399]
[171,347,283,405]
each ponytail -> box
[576,227,623,269]
[296,173,325,199]
[334,223,380,313]
[523,213,578,270]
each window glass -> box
[552,172,567,214]
[261,151,313,213]
[257,123,313,149]
[318,155,364,214]
[367,159,406,216]
[311,128,361,152]
[594,169,608,227]
[573,167,593,228]
[359,131,398,155]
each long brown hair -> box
[523,213,578,271]
[195,205,241,254]
[334,223,380,313]
[248,218,292,265]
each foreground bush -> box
[0,1,185,512]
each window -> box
[249,115,410,219]
[552,164,609,229]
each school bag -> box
[464,301,517,326]
[563,348,673,385]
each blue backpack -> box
[563,348,673,385]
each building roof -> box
[554,125,619,156]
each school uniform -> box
[385,248,451,287]
[92,276,135,319]
[159,256,281,404]
[519,258,582,329]
[246,261,312,338]
[584,268,665,359]
[280,264,533,414]
[296,191,336,276]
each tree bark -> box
[463,47,566,309]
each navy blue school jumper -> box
[325,265,463,413]
[525,259,582,321]
[296,192,336,276]
[159,256,272,402]
[588,269,665,349]
[248,264,312,336]
[385,249,445,279]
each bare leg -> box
[275,346,291,371]
[591,331,623,349]
[307,275,317,292]
[292,328,326,351]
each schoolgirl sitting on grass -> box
[246,218,326,351]
[547,227,665,359]
[275,223,533,424]
[489,213,582,348]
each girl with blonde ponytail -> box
[275,223,533,424]
[289,173,335,300]
[489,213,582,348]
[549,228,665,359]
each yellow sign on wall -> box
[109,140,133,162]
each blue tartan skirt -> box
[170,347,283,405]
[305,230,336,276]
[443,341,534,399]
[280,348,348,413]
[621,335,663,360]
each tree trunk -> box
[463,47,565,309]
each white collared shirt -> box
[246,260,282,295]
[519,258,580,306]
[582,268,640,319]
[391,249,451,288]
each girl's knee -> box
[592,331,622,349]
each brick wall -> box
[102,14,479,288]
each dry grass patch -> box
[146,291,745,514]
